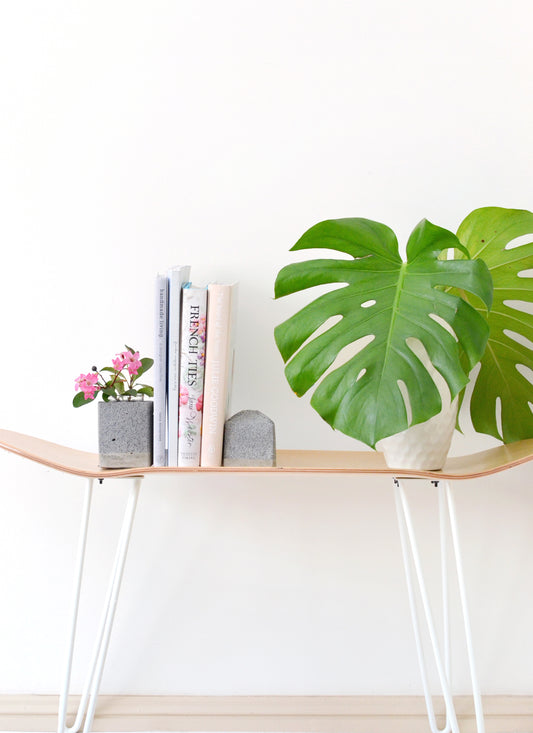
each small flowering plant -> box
[73,346,154,407]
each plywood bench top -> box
[0,428,532,481]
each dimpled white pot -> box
[376,396,458,471]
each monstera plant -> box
[274,207,533,451]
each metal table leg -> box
[57,476,142,733]
[394,478,485,733]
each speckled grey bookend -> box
[222,410,276,467]
[98,401,153,468]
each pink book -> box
[200,283,238,467]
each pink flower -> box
[127,357,142,376]
[75,372,100,400]
[74,373,98,390]
[179,385,189,406]
[196,394,203,412]
[112,356,126,371]
[117,350,142,376]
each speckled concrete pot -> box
[98,400,153,468]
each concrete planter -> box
[98,400,153,468]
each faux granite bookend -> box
[222,410,276,467]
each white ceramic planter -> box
[376,396,458,471]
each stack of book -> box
[153,266,237,467]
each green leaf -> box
[125,344,136,354]
[134,357,154,380]
[102,386,117,397]
[73,391,95,407]
[123,389,138,397]
[102,392,110,402]
[137,386,154,397]
[274,217,493,448]
[457,206,533,443]
[101,366,118,373]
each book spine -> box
[200,284,237,467]
[178,286,207,467]
[166,266,191,465]
[153,274,169,467]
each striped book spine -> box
[153,274,169,466]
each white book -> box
[200,283,238,467]
[167,265,191,465]
[178,285,207,467]
[153,274,169,466]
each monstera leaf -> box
[274,218,493,448]
[457,207,533,443]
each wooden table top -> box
[0,428,532,480]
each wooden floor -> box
[1,694,533,733]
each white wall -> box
[0,0,532,695]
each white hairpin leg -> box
[57,478,93,733]
[394,478,485,733]
[57,476,142,733]
[445,481,484,733]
